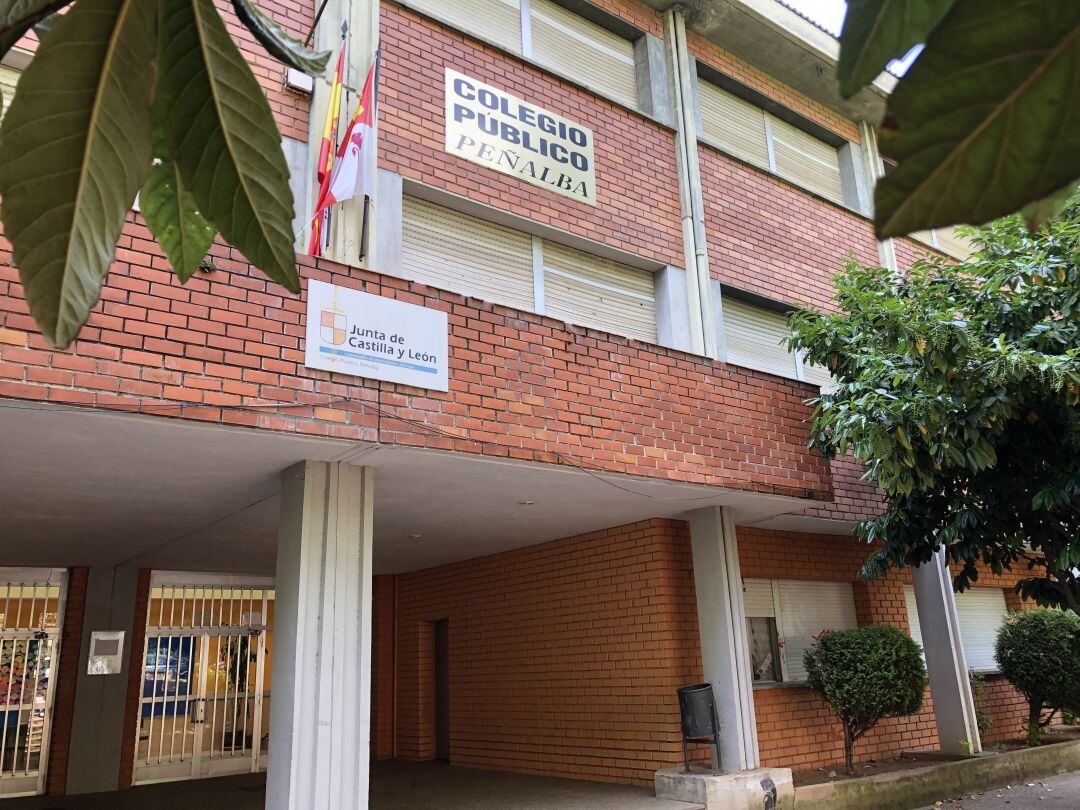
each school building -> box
[0,0,1036,807]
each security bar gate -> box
[133,573,274,786]
[0,568,66,798]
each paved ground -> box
[8,762,702,809]
[915,770,1080,809]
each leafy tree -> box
[804,625,927,773]
[995,609,1080,746]
[0,0,331,348]
[837,0,1080,238]
[789,197,1080,610]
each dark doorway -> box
[434,618,450,761]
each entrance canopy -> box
[0,403,848,574]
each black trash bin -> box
[676,682,721,773]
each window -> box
[697,80,845,205]
[743,578,859,683]
[402,196,536,311]
[541,240,656,342]
[406,0,523,53]
[721,296,833,389]
[698,82,769,170]
[528,0,638,109]
[404,0,640,109]
[904,586,1008,673]
[911,227,976,261]
[0,65,20,119]
[401,196,657,342]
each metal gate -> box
[0,568,66,798]
[133,573,274,786]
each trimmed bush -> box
[995,609,1080,746]
[805,625,928,773]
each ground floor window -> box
[904,585,1008,673]
[742,578,859,684]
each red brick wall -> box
[391,519,693,786]
[0,224,831,500]
[372,574,396,760]
[700,146,880,313]
[375,518,1040,784]
[379,2,684,269]
[45,566,88,795]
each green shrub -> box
[805,625,927,773]
[995,609,1080,746]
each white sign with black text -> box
[444,68,596,205]
[304,280,449,391]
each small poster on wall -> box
[304,280,449,391]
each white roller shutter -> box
[801,361,835,390]
[529,0,638,109]
[935,227,976,261]
[698,81,770,170]
[722,297,799,379]
[405,0,523,52]
[401,197,535,311]
[904,585,924,651]
[541,240,656,342]
[778,580,858,682]
[768,115,844,205]
[903,585,1008,672]
[743,579,776,618]
[956,589,1008,672]
[0,66,19,118]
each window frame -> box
[719,290,833,389]
[397,0,646,114]
[400,194,660,345]
[743,577,859,687]
[694,63,851,209]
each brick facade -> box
[45,566,88,795]
[376,519,1039,784]
[379,2,685,269]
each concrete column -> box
[65,564,141,794]
[635,33,673,126]
[912,550,982,755]
[267,461,375,810]
[654,265,692,352]
[372,169,403,278]
[687,507,758,772]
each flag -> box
[308,37,347,256]
[314,55,378,216]
[317,40,346,185]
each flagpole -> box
[358,49,381,262]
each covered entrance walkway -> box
[3,763,704,809]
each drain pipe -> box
[665,7,717,358]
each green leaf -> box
[1019,182,1079,232]
[141,122,217,282]
[0,0,156,348]
[875,0,1080,239]
[0,0,72,59]
[157,0,299,292]
[230,0,330,76]
[837,0,954,98]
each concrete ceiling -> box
[0,403,850,577]
[641,0,893,124]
